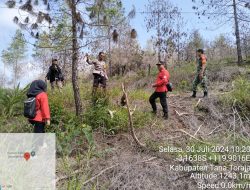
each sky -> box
[0,0,234,87]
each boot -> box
[163,113,168,120]
[203,91,208,97]
[191,91,196,98]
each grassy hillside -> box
[0,61,250,189]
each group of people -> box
[25,49,208,132]
[149,48,208,120]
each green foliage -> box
[169,62,195,91]
[221,77,250,116]
[0,88,5,100]
[48,93,65,125]
[149,67,158,77]
[46,88,95,156]
[178,80,189,90]
[136,70,146,78]
[107,86,121,99]
[0,116,32,133]
[0,84,28,118]
[133,110,154,128]
[1,29,27,64]
[82,124,94,146]
[84,101,128,134]
[87,0,124,24]
[1,29,27,87]
[56,122,94,156]
[130,89,150,101]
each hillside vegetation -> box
[0,60,249,189]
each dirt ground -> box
[58,91,246,189]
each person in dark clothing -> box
[149,62,170,120]
[27,80,51,133]
[46,58,64,92]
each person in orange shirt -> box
[191,49,208,98]
[27,80,51,133]
[149,62,170,119]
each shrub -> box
[0,116,32,133]
[130,89,150,101]
[0,84,28,118]
[221,77,250,116]
[56,122,94,156]
[178,80,190,91]
[133,110,153,128]
[136,70,146,78]
[48,92,65,126]
[107,86,122,99]
[83,99,128,134]
[169,62,195,91]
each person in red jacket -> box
[27,80,51,133]
[149,62,170,119]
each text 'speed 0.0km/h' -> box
[159,145,250,189]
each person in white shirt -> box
[85,52,108,96]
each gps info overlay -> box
[0,133,55,190]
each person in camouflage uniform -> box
[191,49,208,98]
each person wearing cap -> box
[149,61,170,119]
[46,58,64,93]
[191,49,208,98]
[85,52,108,96]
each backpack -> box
[58,73,64,81]
[166,82,173,92]
[24,97,36,119]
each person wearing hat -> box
[149,61,170,119]
[46,58,64,93]
[191,49,208,98]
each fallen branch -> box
[175,110,203,117]
[195,98,201,107]
[174,129,210,145]
[130,105,137,115]
[175,110,190,116]
[57,156,157,186]
[122,83,146,148]
[81,164,119,186]
[169,103,186,109]
[164,135,183,140]
[56,164,119,184]
[56,169,84,183]
[193,124,202,137]
[208,124,222,135]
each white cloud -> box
[0,8,20,31]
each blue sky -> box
[0,0,234,87]
[123,0,234,47]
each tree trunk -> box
[177,22,180,64]
[233,0,243,65]
[13,60,18,88]
[71,0,83,116]
[148,64,151,76]
[108,26,112,76]
[157,12,161,63]
[3,62,6,88]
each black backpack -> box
[166,82,173,92]
[24,97,36,119]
